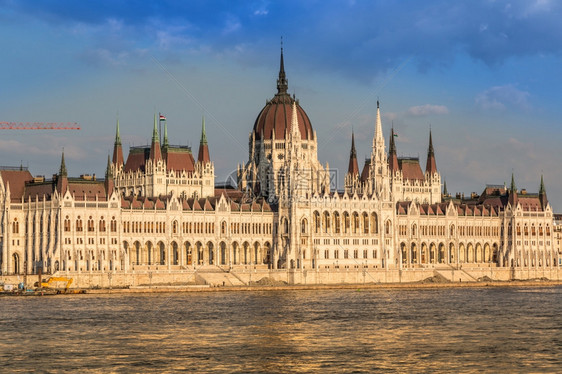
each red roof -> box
[399,158,424,182]
[0,169,34,200]
[253,94,314,141]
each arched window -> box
[173,220,178,234]
[87,216,95,232]
[385,220,391,235]
[76,217,83,232]
[412,224,417,237]
[363,213,369,234]
[370,213,378,234]
[323,211,331,234]
[12,218,19,234]
[450,224,455,237]
[301,218,308,234]
[99,217,106,232]
[110,217,117,232]
[313,211,320,234]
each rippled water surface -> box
[1,286,561,373]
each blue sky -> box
[1,0,561,207]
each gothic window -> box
[385,220,391,235]
[110,217,117,232]
[363,213,369,234]
[333,212,341,234]
[76,217,83,232]
[99,217,106,232]
[343,212,350,234]
[313,211,320,234]
[412,224,417,237]
[12,219,18,234]
[323,211,331,234]
[370,213,378,234]
[87,217,95,232]
[301,218,308,234]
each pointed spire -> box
[539,174,548,209]
[277,38,288,95]
[162,116,169,150]
[425,129,437,174]
[388,127,399,172]
[348,130,359,176]
[57,150,68,194]
[59,150,67,177]
[200,116,208,145]
[112,117,124,166]
[149,113,162,161]
[152,113,159,142]
[197,116,210,164]
[105,155,115,195]
[115,116,122,145]
[105,155,112,179]
[374,100,384,146]
[509,171,518,206]
[290,101,301,140]
[510,172,516,192]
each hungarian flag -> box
[159,114,166,121]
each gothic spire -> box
[388,127,399,172]
[347,130,359,176]
[510,172,516,192]
[197,116,210,164]
[112,117,124,166]
[152,113,159,143]
[425,129,437,174]
[539,174,548,209]
[105,154,112,179]
[115,116,121,145]
[373,100,384,147]
[149,113,162,161]
[200,115,208,145]
[162,116,169,150]
[276,39,288,95]
[59,150,67,177]
[509,172,518,206]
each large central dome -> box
[252,49,314,141]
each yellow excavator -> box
[34,277,74,293]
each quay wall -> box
[2,266,561,290]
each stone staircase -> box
[196,267,246,286]
[435,267,477,282]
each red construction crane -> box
[0,122,81,130]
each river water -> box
[1,286,561,373]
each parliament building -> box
[1,50,560,281]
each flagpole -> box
[159,112,162,144]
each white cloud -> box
[407,104,449,116]
[475,84,530,111]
